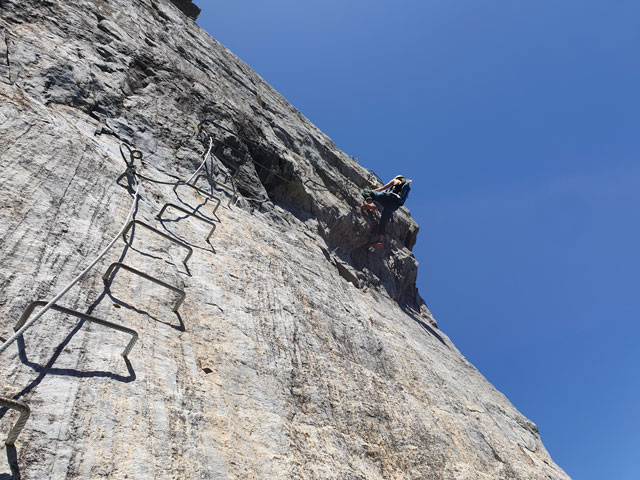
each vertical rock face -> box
[0,1,568,479]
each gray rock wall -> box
[0,1,569,478]
[169,0,200,20]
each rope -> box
[0,182,142,357]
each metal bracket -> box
[14,301,139,358]
[119,143,143,169]
[157,203,217,243]
[0,397,30,446]
[209,149,240,207]
[172,182,222,216]
[189,174,239,207]
[206,159,239,186]
[102,262,186,313]
[122,220,193,267]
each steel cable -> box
[198,120,352,195]
[120,137,215,188]
[186,136,214,184]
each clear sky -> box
[197,2,640,478]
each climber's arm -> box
[375,180,396,192]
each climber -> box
[361,175,412,252]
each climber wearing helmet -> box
[361,175,412,252]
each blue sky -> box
[198,2,640,478]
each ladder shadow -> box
[15,333,136,383]
[190,173,237,214]
[0,445,20,480]
[155,216,216,255]
[116,171,137,194]
[173,190,221,224]
[8,215,141,402]
[9,322,136,404]
[89,229,186,332]
[92,287,185,333]
[122,228,191,277]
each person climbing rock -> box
[361,175,412,252]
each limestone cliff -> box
[0,1,569,478]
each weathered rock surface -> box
[168,0,200,20]
[0,1,569,479]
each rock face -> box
[169,0,200,20]
[0,1,568,479]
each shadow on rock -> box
[13,324,136,402]
[405,310,448,349]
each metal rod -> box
[13,301,139,357]
[172,182,222,216]
[189,171,236,194]
[102,262,185,313]
[188,174,239,208]
[157,203,217,243]
[0,397,30,446]
[210,151,240,207]
[122,220,193,267]
[204,157,239,186]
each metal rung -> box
[0,397,30,446]
[189,174,239,207]
[157,203,217,243]
[102,262,185,313]
[122,220,193,267]
[214,169,235,185]
[204,160,239,186]
[14,301,139,357]
[173,182,222,216]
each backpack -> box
[397,181,411,206]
